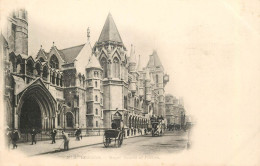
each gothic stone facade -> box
[165,94,185,128]
[1,10,170,133]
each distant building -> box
[165,94,185,128]
[1,9,170,136]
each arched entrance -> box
[16,78,57,131]
[20,97,42,130]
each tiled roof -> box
[59,44,85,63]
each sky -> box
[1,0,260,165]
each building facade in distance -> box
[1,9,170,135]
[165,94,185,129]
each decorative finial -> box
[87,27,90,41]
[40,45,42,49]
[53,42,55,46]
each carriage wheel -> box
[103,135,110,148]
[117,133,123,148]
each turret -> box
[8,9,28,55]
[129,44,136,72]
[145,69,151,101]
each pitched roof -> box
[97,13,123,43]
[59,44,85,63]
[86,55,102,70]
[0,33,8,47]
[147,50,163,68]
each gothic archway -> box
[17,79,57,131]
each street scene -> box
[1,6,194,159]
[13,130,190,159]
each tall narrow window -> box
[156,74,159,87]
[95,81,98,88]
[96,108,98,115]
[95,95,98,102]
[66,112,73,127]
[96,121,98,127]
[100,57,107,78]
[26,60,34,76]
[113,57,120,78]
[50,55,59,69]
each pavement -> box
[13,132,145,156]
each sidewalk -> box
[15,135,103,156]
[14,133,147,156]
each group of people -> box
[5,127,82,151]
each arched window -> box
[35,63,41,76]
[96,108,98,115]
[101,110,103,117]
[49,55,59,69]
[113,57,120,78]
[100,57,107,78]
[100,98,103,104]
[26,60,34,76]
[66,112,73,127]
[96,121,98,127]
[95,95,98,102]
[95,81,98,88]
[42,66,48,80]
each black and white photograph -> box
[0,0,260,166]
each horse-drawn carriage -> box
[103,123,124,148]
[150,116,165,137]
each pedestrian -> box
[11,129,19,149]
[61,131,70,151]
[31,128,37,145]
[75,128,81,141]
[5,127,12,149]
[50,129,57,144]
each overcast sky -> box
[1,0,260,164]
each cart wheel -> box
[103,135,110,148]
[117,133,123,148]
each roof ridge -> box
[60,43,85,51]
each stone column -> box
[14,107,18,129]
[55,115,58,128]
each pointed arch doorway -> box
[16,78,57,132]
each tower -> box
[93,13,128,128]
[85,55,103,128]
[6,9,28,55]
[146,50,169,117]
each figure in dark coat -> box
[11,130,19,149]
[50,129,57,144]
[31,128,37,145]
[75,128,81,141]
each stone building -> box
[1,9,170,136]
[165,94,185,128]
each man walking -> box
[11,129,19,149]
[31,128,37,145]
[61,131,70,151]
[50,129,57,144]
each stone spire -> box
[129,44,136,72]
[137,54,142,71]
[97,13,123,44]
